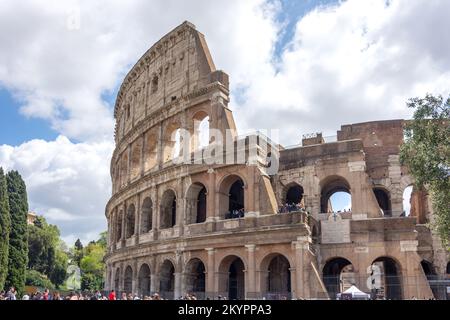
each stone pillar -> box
[207,168,216,222]
[174,272,182,299]
[135,194,141,243]
[245,244,257,299]
[127,144,132,184]
[150,274,157,294]
[119,262,125,293]
[121,205,126,247]
[205,248,216,297]
[293,236,311,299]
[157,123,163,169]
[140,133,146,177]
[132,260,138,295]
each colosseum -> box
[104,21,449,300]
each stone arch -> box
[185,182,207,224]
[159,259,175,299]
[218,174,246,219]
[160,189,177,229]
[373,187,392,216]
[119,152,128,186]
[123,265,133,294]
[138,263,151,297]
[283,182,304,206]
[218,255,246,300]
[322,257,355,299]
[447,262,450,274]
[259,253,292,299]
[116,210,123,242]
[141,197,153,233]
[144,130,158,172]
[420,260,440,298]
[151,74,158,94]
[402,185,414,216]
[130,139,142,180]
[114,267,121,293]
[126,204,135,238]
[371,256,403,300]
[192,110,210,150]
[163,122,182,163]
[320,175,351,213]
[184,258,206,297]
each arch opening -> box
[114,268,120,293]
[116,213,123,242]
[185,183,207,224]
[126,205,135,239]
[371,257,402,300]
[193,111,210,151]
[261,254,291,300]
[402,185,413,217]
[322,258,355,299]
[160,260,175,300]
[373,188,391,216]
[138,264,151,298]
[141,197,153,233]
[218,256,245,300]
[144,131,158,171]
[130,140,142,180]
[320,176,351,213]
[184,259,206,298]
[123,266,133,294]
[160,190,176,229]
[219,175,245,219]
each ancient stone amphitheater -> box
[104,21,449,300]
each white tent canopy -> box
[336,285,371,300]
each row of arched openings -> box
[283,176,414,216]
[322,257,402,300]
[114,254,292,300]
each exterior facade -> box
[104,21,449,300]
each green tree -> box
[400,94,450,249]
[27,216,68,288]
[25,269,54,290]
[73,238,84,267]
[0,168,11,290]
[5,171,29,294]
[79,234,106,291]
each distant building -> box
[27,211,37,225]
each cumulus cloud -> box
[0,136,114,245]
[1,0,450,242]
[233,0,450,144]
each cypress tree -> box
[5,171,29,294]
[0,167,11,290]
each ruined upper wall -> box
[114,21,228,142]
[337,120,405,179]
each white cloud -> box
[233,0,450,144]
[0,136,114,245]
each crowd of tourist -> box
[278,202,305,213]
[225,208,245,219]
[0,287,213,300]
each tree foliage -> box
[25,269,54,290]
[5,171,29,294]
[79,234,106,291]
[27,216,68,288]
[0,168,11,289]
[400,94,450,249]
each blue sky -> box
[0,88,58,145]
[0,0,448,244]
